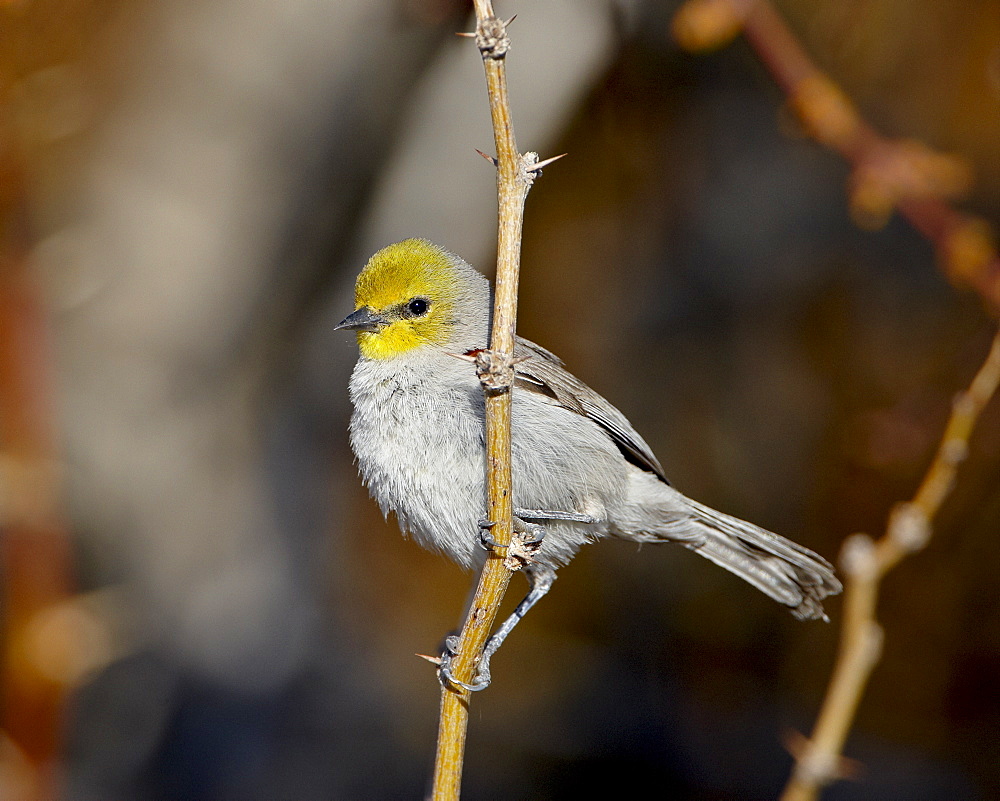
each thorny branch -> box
[431,4,551,799]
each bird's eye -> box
[406,297,430,317]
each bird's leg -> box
[509,509,597,561]
[439,565,556,692]
[515,508,598,525]
[448,510,579,689]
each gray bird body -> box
[345,246,840,621]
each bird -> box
[336,238,841,689]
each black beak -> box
[335,306,389,333]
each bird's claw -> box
[478,518,502,551]
[478,516,544,559]
[437,635,491,692]
[513,517,545,548]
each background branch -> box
[673,1,1000,796]
[431,4,541,798]
[674,0,1000,315]
[782,328,1000,800]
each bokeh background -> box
[2,0,999,799]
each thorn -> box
[527,152,567,173]
[445,351,478,363]
[455,30,476,38]
[506,14,517,26]
[475,148,499,166]
[417,653,443,666]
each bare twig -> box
[781,329,1000,800]
[672,2,1000,796]
[674,0,1000,315]
[431,3,547,798]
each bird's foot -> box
[437,635,491,692]
[513,516,545,547]
[478,518,501,551]
[478,509,592,566]
[478,516,545,567]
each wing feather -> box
[513,337,668,483]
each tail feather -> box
[656,499,842,621]
[614,473,842,619]
[685,499,841,620]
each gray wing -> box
[514,337,669,483]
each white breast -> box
[348,352,487,568]
[347,349,627,570]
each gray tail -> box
[665,499,842,621]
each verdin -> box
[337,239,841,688]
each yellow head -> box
[336,239,489,360]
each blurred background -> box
[1,0,999,799]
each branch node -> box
[950,390,977,422]
[474,349,515,396]
[939,435,969,467]
[793,744,842,788]
[517,151,542,185]
[503,535,540,571]
[476,16,510,60]
[672,0,747,52]
[858,620,885,668]
[789,75,863,151]
[839,533,878,580]
[887,502,932,555]
[784,730,866,783]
